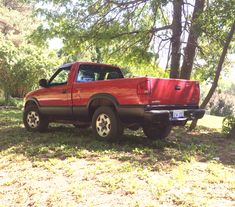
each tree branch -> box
[152,24,172,33]
[106,0,149,7]
[104,24,171,39]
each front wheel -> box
[92,106,123,141]
[143,124,172,140]
[23,105,49,132]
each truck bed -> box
[72,77,200,107]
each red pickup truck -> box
[23,62,205,140]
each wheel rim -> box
[96,113,111,137]
[27,111,40,128]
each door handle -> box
[62,89,67,94]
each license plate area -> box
[173,110,184,119]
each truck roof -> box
[59,61,119,69]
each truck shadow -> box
[1,124,234,168]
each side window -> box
[49,67,71,86]
[106,71,122,79]
[76,64,124,82]
[77,69,95,82]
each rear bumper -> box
[144,109,205,125]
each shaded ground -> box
[0,109,234,207]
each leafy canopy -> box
[192,0,235,82]
[33,0,170,75]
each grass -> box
[197,114,224,130]
[0,97,23,108]
[0,109,234,207]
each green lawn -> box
[197,114,224,130]
[0,109,234,207]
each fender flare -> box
[87,93,119,110]
[24,97,40,109]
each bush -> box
[222,115,235,138]
[0,97,23,108]
[208,92,235,116]
[210,98,234,116]
[0,98,5,106]
[0,40,61,99]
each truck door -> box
[38,65,73,116]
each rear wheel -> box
[92,106,123,141]
[143,124,171,140]
[23,105,49,132]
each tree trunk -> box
[95,46,102,63]
[4,89,10,105]
[170,0,182,78]
[189,21,235,131]
[229,125,235,138]
[180,0,205,80]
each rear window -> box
[76,64,123,83]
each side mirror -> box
[39,79,48,88]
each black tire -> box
[92,106,123,141]
[143,124,172,140]
[23,105,49,132]
[73,124,90,129]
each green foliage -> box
[192,0,235,82]
[32,0,170,69]
[200,0,235,41]
[0,40,60,100]
[226,83,235,95]
[0,0,37,43]
[210,99,234,117]
[34,0,235,84]
[119,63,166,78]
[0,97,23,108]
[208,92,235,117]
[222,115,235,138]
[0,1,62,102]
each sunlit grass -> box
[197,114,224,130]
[0,109,234,206]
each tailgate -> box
[149,78,200,106]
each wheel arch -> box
[87,94,119,118]
[24,98,40,110]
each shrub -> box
[208,92,235,116]
[0,97,23,108]
[0,40,61,100]
[222,115,235,138]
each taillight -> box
[192,82,200,104]
[137,80,151,95]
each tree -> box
[33,0,173,68]
[0,0,61,103]
[33,0,215,80]
[170,0,182,78]
[0,0,37,44]
[180,0,205,79]
[0,40,59,102]
[189,21,235,130]
[188,0,235,129]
